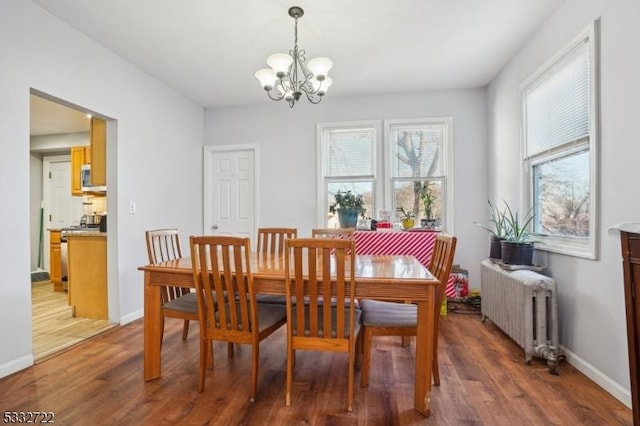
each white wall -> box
[204,89,489,295]
[0,0,204,377]
[487,0,640,406]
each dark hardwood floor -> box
[1,302,632,425]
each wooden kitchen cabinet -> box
[90,117,106,186]
[67,234,107,320]
[49,230,63,291]
[70,145,90,196]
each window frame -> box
[384,117,454,231]
[317,117,454,233]
[520,20,600,259]
[316,120,382,226]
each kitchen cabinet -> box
[49,230,63,291]
[70,145,90,196]
[67,234,107,320]
[90,117,106,186]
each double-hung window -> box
[317,118,453,230]
[522,21,599,259]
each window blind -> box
[525,37,591,157]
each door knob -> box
[211,225,218,230]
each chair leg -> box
[354,330,362,369]
[286,341,293,406]
[347,340,355,412]
[360,328,372,387]
[227,342,234,358]
[181,320,189,341]
[208,341,214,370]
[250,343,259,403]
[160,316,165,345]
[198,337,209,392]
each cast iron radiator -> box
[480,259,559,373]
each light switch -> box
[129,201,136,215]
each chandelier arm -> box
[303,90,323,104]
[267,87,285,101]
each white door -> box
[204,145,258,241]
[42,156,84,269]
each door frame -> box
[203,144,260,243]
[42,154,72,271]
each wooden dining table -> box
[138,252,440,416]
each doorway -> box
[30,92,116,362]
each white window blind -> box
[525,37,591,157]
[327,129,374,176]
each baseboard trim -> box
[0,354,34,379]
[560,344,631,408]
[120,309,142,325]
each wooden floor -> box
[4,301,632,425]
[31,281,116,362]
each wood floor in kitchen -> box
[31,280,116,362]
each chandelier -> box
[255,6,333,108]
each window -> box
[317,118,453,230]
[522,21,599,259]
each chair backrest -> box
[285,238,356,339]
[146,229,189,303]
[311,228,354,240]
[428,233,458,308]
[146,228,182,263]
[190,235,256,340]
[257,227,297,254]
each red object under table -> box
[354,229,456,295]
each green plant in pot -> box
[420,184,437,229]
[329,190,366,228]
[396,207,415,230]
[474,200,509,259]
[501,203,535,265]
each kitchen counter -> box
[67,234,107,319]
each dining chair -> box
[257,227,297,254]
[190,235,287,399]
[311,228,354,239]
[255,227,297,304]
[359,233,457,387]
[145,229,196,342]
[284,238,361,412]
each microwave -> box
[81,164,107,192]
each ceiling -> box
[30,94,91,136]
[31,0,564,112]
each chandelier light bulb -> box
[307,57,333,80]
[266,53,293,78]
[255,68,277,90]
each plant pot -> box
[500,241,534,265]
[337,208,359,228]
[401,218,415,230]
[489,235,503,260]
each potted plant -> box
[500,203,535,265]
[396,207,415,230]
[474,200,509,259]
[420,185,437,229]
[329,190,366,228]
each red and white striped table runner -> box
[354,230,456,296]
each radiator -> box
[480,259,559,373]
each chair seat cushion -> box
[255,294,287,304]
[215,302,286,333]
[162,292,197,313]
[360,299,417,328]
[291,306,362,338]
[257,295,360,309]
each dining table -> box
[138,252,440,416]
